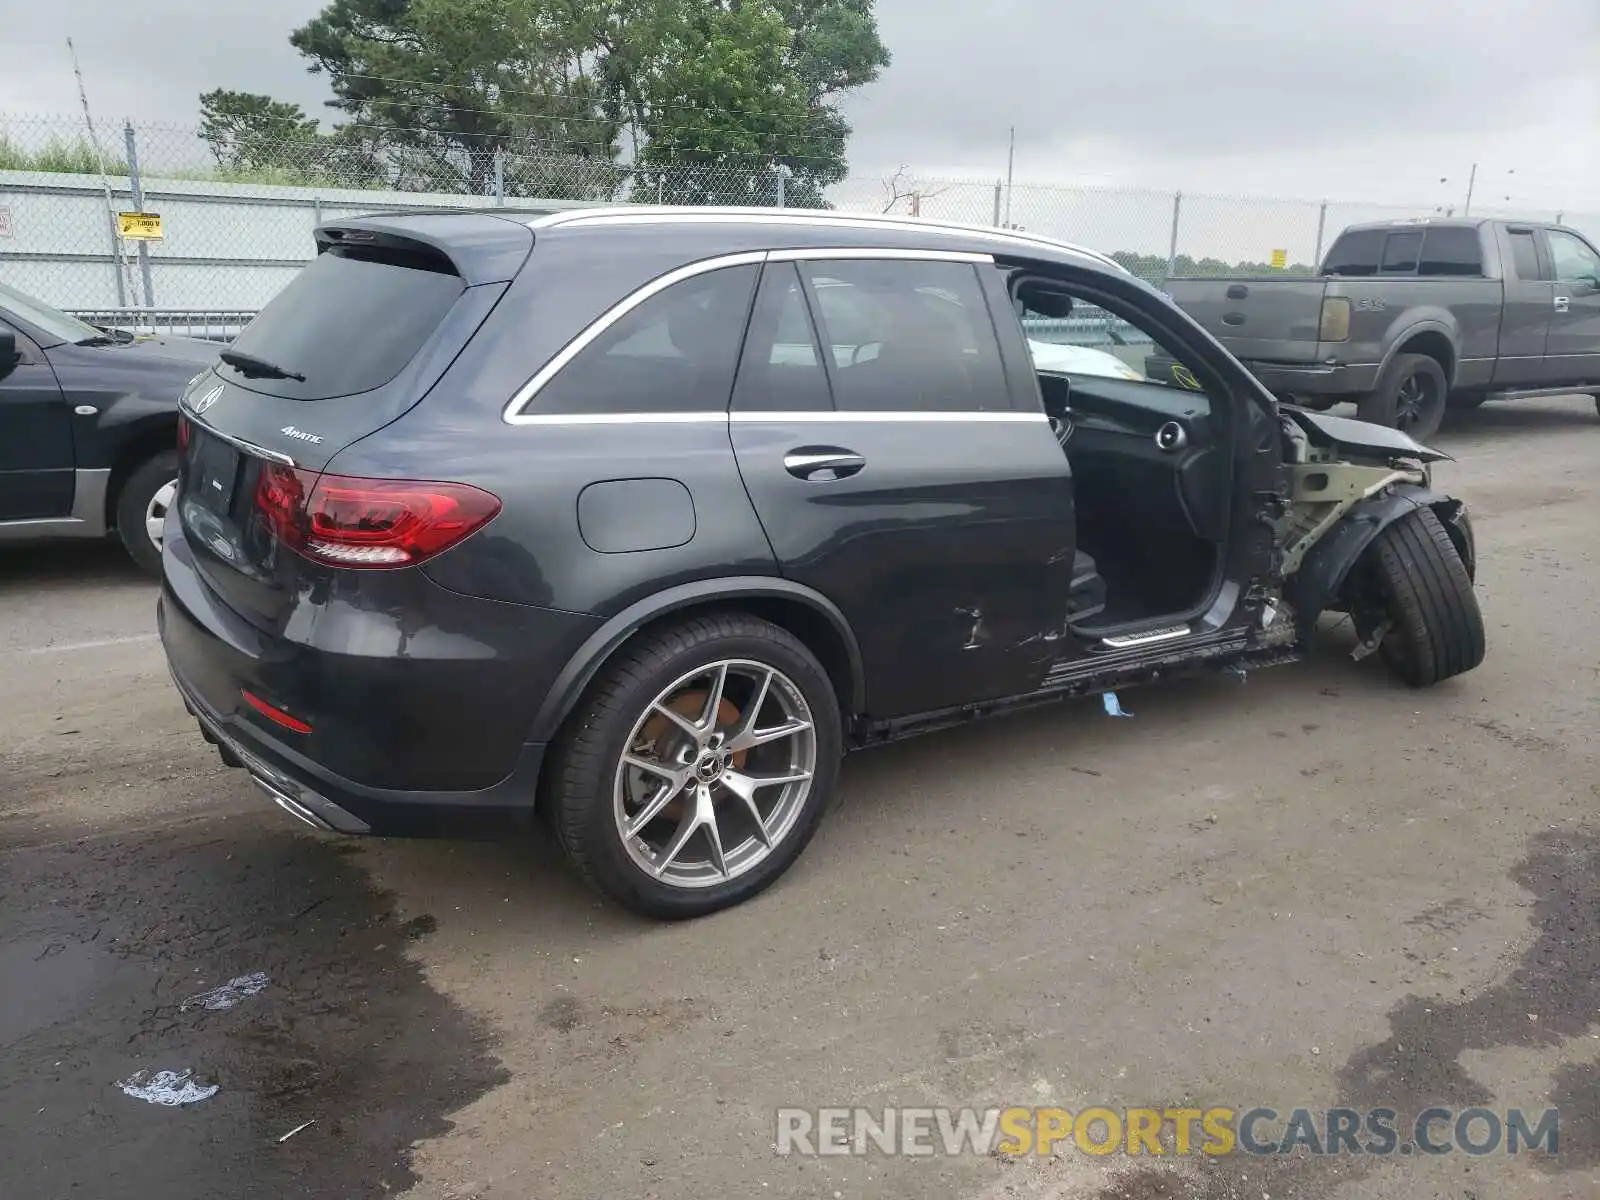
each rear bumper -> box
[163,651,553,836]
[157,513,599,837]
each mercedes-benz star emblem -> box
[191,384,224,416]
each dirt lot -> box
[2,397,1597,1200]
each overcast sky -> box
[5,0,1598,216]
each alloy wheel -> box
[145,479,177,550]
[1393,371,1440,435]
[613,659,817,890]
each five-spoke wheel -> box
[547,613,841,919]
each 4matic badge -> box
[280,426,324,445]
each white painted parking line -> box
[12,634,160,657]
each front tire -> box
[115,451,179,578]
[1359,353,1448,441]
[546,612,842,919]
[1355,507,1486,687]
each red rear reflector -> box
[241,689,313,735]
[253,466,501,570]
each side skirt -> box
[850,623,1303,749]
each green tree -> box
[198,90,323,175]
[288,0,620,196]
[620,0,890,206]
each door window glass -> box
[1507,230,1544,281]
[731,262,833,412]
[799,259,1009,412]
[1418,227,1484,276]
[1547,230,1600,283]
[533,263,759,414]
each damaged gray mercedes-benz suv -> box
[159,205,1485,918]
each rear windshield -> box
[220,244,465,400]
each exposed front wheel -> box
[115,450,179,578]
[546,613,842,919]
[1352,507,1486,687]
[1358,353,1448,441]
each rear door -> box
[1541,227,1600,385]
[728,250,1075,720]
[0,315,72,521]
[1493,225,1555,386]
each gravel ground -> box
[2,397,1597,1200]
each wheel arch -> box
[1380,323,1458,388]
[1284,485,1475,627]
[104,419,179,531]
[528,577,867,748]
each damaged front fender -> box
[1284,484,1476,630]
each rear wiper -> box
[220,349,306,382]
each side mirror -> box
[0,329,18,380]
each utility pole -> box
[1463,162,1477,216]
[1004,126,1015,228]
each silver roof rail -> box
[523,205,1130,274]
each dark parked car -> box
[159,207,1486,918]
[0,281,222,574]
[1162,218,1600,440]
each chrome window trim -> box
[502,250,768,425]
[497,410,1049,427]
[523,206,1129,274]
[502,245,1015,425]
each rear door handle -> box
[783,449,866,480]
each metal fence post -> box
[123,120,154,309]
[494,149,505,206]
[1166,191,1182,279]
[774,165,786,209]
[992,182,1002,227]
[1312,201,1328,268]
[1556,210,1564,225]
[313,196,323,228]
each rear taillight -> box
[177,415,191,450]
[1319,296,1351,342]
[253,465,501,569]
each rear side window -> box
[532,264,759,415]
[732,262,833,412]
[1418,227,1484,276]
[1507,230,1544,281]
[1380,231,1423,274]
[799,259,1009,412]
[222,245,465,400]
[1323,230,1384,276]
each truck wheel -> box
[1358,353,1448,441]
[115,450,179,578]
[1354,507,1485,687]
[545,612,842,919]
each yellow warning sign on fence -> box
[117,211,163,240]
[1269,248,1288,269]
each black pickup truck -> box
[0,281,222,575]
[1162,217,1600,439]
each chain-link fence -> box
[3,112,1597,321]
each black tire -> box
[114,451,179,578]
[1360,507,1486,687]
[1358,353,1448,441]
[545,612,842,919]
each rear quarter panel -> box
[1325,279,1503,383]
